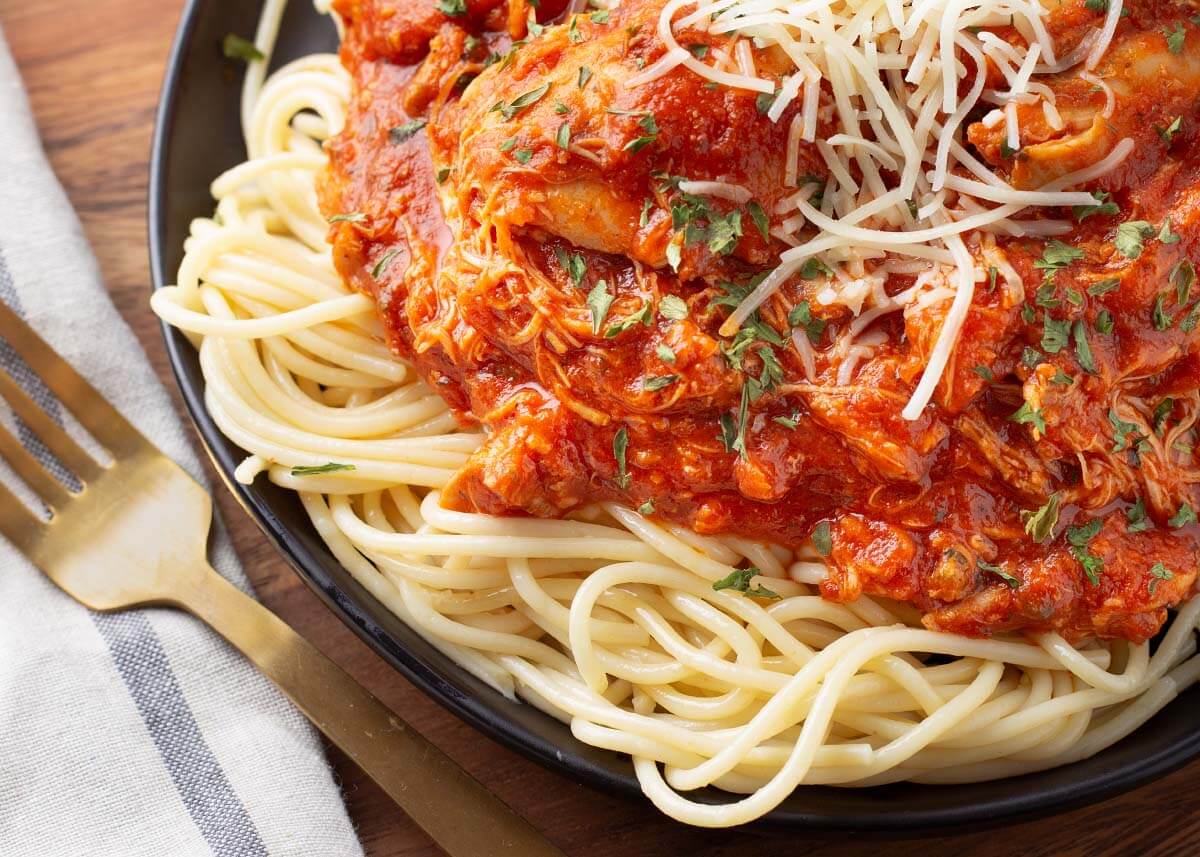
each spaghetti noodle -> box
[151,0,1200,827]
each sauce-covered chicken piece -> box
[322,0,1200,644]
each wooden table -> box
[2,2,1197,854]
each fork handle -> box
[175,563,565,857]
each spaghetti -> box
[151,0,1200,827]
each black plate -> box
[148,0,1200,832]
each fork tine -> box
[0,300,149,461]
[0,418,72,510]
[0,477,47,555]
[0,363,103,484]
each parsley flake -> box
[1166,23,1186,54]
[1022,493,1061,543]
[1168,502,1197,528]
[978,558,1020,588]
[712,567,781,599]
[1114,220,1155,259]
[222,34,264,62]
[586,280,614,334]
[554,247,587,288]
[388,118,428,143]
[1149,562,1175,595]
[1074,191,1119,222]
[1126,498,1152,533]
[659,294,689,320]
[291,462,356,476]
[1011,402,1046,434]
[812,521,832,556]
[613,426,630,488]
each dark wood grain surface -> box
[2,1,1198,854]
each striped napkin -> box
[0,26,364,857]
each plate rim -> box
[146,0,1200,833]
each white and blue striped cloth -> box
[0,28,363,857]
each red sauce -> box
[321,0,1200,642]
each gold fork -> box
[0,299,565,857]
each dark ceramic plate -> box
[148,0,1200,832]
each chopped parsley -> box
[604,300,653,338]
[554,247,587,288]
[1021,346,1043,369]
[1050,368,1074,386]
[222,34,264,62]
[643,374,677,392]
[1010,402,1046,434]
[1182,302,1200,332]
[1073,320,1097,373]
[1166,23,1187,54]
[1126,498,1152,532]
[586,281,614,334]
[291,462,356,476]
[773,412,800,429]
[1034,240,1084,275]
[788,300,826,344]
[705,210,743,255]
[665,235,683,271]
[1095,309,1114,334]
[1087,277,1120,296]
[1153,398,1175,435]
[655,344,677,363]
[1114,220,1155,259]
[640,197,654,227]
[612,426,630,488]
[1149,562,1175,595]
[718,384,751,458]
[1109,409,1143,453]
[659,294,689,320]
[638,499,656,516]
[712,567,781,599]
[1041,317,1070,354]
[1074,191,1119,222]
[555,122,571,149]
[577,65,592,88]
[973,365,994,382]
[748,200,770,242]
[491,82,551,119]
[438,0,467,15]
[371,250,401,280]
[1172,260,1196,305]
[513,148,533,164]
[1067,519,1104,585]
[388,118,428,143]
[1153,293,1172,330]
[1022,493,1061,543]
[1168,502,1197,528]
[977,558,1020,589]
[811,521,832,556]
[589,8,610,23]
[1158,115,1184,146]
[435,167,451,184]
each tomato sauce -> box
[322,0,1200,642]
